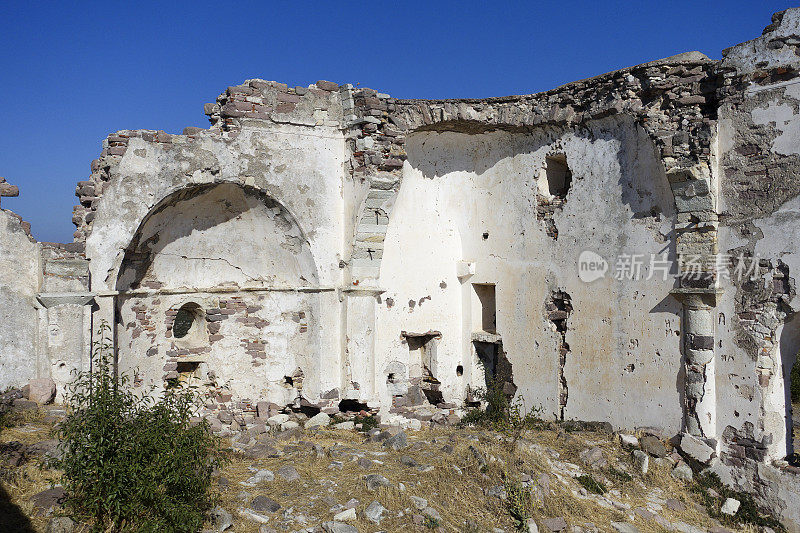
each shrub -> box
[52,322,226,532]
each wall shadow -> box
[0,481,35,533]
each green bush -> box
[53,322,226,532]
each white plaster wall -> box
[88,123,347,404]
[87,124,346,291]
[377,116,683,432]
[0,211,41,391]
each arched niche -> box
[112,182,322,403]
[116,182,318,292]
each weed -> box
[424,515,440,528]
[576,474,606,495]
[692,472,783,530]
[605,466,632,483]
[503,473,533,531]
[355,414,379,432]
[460,377,541,453]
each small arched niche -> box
[170,302,207,347]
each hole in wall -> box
[339,399,369,413]
[482,232,489,240]
[387,373,396,384]
[536,153,572,240]
[284,376,294,387]
[406,333,440,382]
[474,340,516,396]
[456,365,464,377]
[545,154,572,199]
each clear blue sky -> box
[0,1,793,243]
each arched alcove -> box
[113,182,322,403]
[116,182,318,292]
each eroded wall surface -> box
[376,119,683,433]
[0,210,40,391]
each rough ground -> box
[0,405,772,533]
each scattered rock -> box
[322,522,358,533]
[611,522,640,533]
[333,507,357,521]
[632,450,649,475]
[541,517,568,532]
[239,507,271,524]
[250,495,281,514]
[335,421,355,430]
[267,414,289,426]
[665,498,685,512]
[277,465,300,481]
[421,506,442,522]
[721,497,740,515]
[241,469,274,487]
[210,506,233,532]
[364,474,391,490]
[671,463,693,483]
[12,399,38,411]
[640,435,667,458]
[364,500,387,524]
[579,446,607,468]
[45,517,75,533]
[410,495,428,510]
[618,434,639,447]
[527,519,539,533]
[399,455,418,467]
[305,412,330,429]
[383,431,408,450]
[30,486,66,515]
[469,445,487,469]
[678,433,716,465]
[28,378,56,405]
[673,521,703,533]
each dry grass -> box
[1,407,62,533]
[1,409,752,533]
[211,426,742,532]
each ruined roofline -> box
[395,51,715,105]
[0,177,36,242]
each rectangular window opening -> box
[473,283,497,333]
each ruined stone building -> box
[3,7,800,527]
